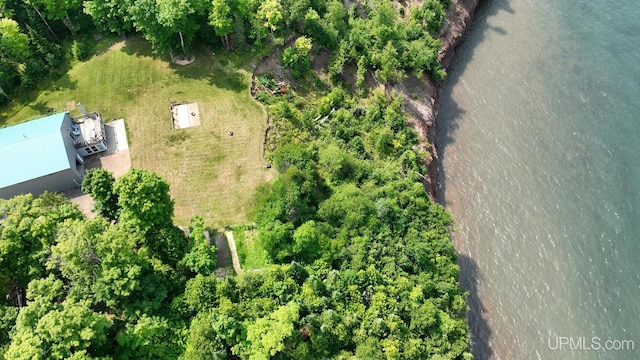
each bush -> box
[71,38,91,61]
[281,36,313,78]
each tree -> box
[91,224,146,310]
[182,312,227,359]
[373,41,403,84]
[0,305,19,349]
[129,0,174,53]
[209,0,233,50]
[0,18,31,61]
[367,0,403,61]
[281,36,313,77]
[303,9,336,50]
[27,0,83,34]
[0,193,82,306]
[279,0,309,30]
[257,0,282,34]
[83,0,134,35]
[317,183,375,231]
[253,165,321,227]
[183,274,219,312]
[156,0,207,55]
[180,215,216,275]
[116,315,182,359]
[318,143,356,184]
[271,143,315,173]
[324,0,347,36]
[82,168,120,221]
[5,296,111,360]
[291,220,331,263]
[256,220,294,263]
[147,224,189,268]
[47,218,108,300]
[114,168,175,232]
[245,302,300,359]
[411,0,446,35]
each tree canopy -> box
[0,0,471,358]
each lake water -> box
[436,0,640,359]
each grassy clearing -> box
[233,228,269,269]
[3,37,274,226]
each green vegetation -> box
[82,168,120,221]
[244,85,471,358]
[1,0,472,358]
[234,227,270,269]
[1,181,470,358]
[281,36,313,77]
[0,170,217,358]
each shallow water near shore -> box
[436,0,640,359]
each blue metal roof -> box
[0,112,73,189]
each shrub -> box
[281,36,313,78]
[71,38,91,61]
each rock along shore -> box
[396,0,481,200]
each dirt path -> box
[225,231,243,274]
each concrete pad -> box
[104,119,129,153]
[85,119,131,177]
[90,149,131,178]
[171,103,200,129]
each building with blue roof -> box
[0,112,87,198]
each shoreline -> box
[397,0,481,200]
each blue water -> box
[436,0,640,359]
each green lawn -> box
[3,37,273,226]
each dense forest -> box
[1,0,447,104]
[0,0,472,358]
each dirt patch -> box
[393,76,439,198]
[396,76,438,148]
[311,49,330,82]
[108,41,126,52]
[172,54,196,65]
[438,0,480,69]
[253,49,286,79]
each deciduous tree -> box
[180,215,216,275]
[245,302,300,359]
[209,0,233,50]
[0,18,31,61]
[81,168,119,221]
[5,295,111,360]
[114,168,175,232]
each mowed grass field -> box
[3,37,272,226]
